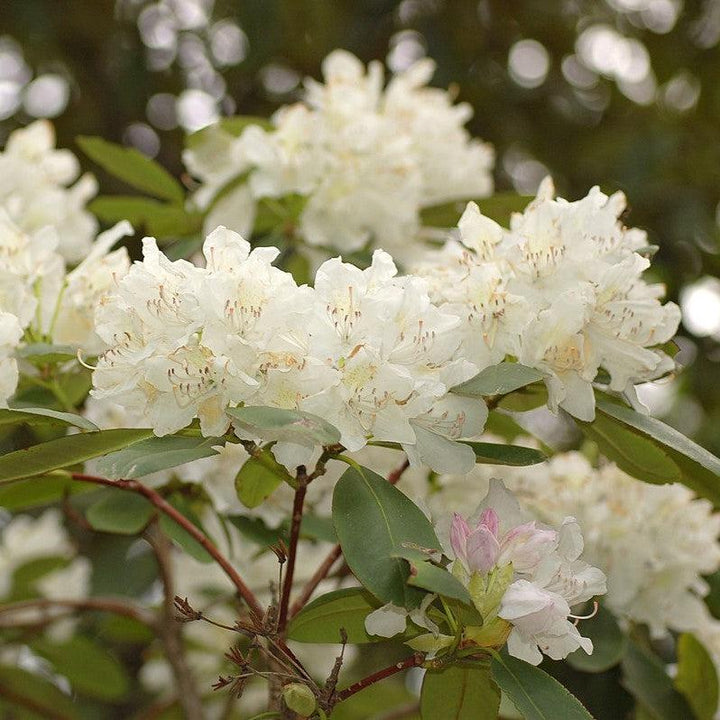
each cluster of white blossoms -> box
[0,121,98,263]
[0,211,131,406]
[92,227,484,472]
[366,480,606,665]
[183,50,494,259]
[413,179,681,421]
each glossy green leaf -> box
[674,634,719,720]
[332,465,442,608]
[32,635,130,701]
[85,488,154,534]
[462,441,546,466]
[497,383,549,412]
[491,654,596,720]
[89,196,202,236]
[0,665,79,719]
[621,640,693,720]
[401,556,472,605]
[0,473,93,510]
[227,514,283,547]
[0,428,155,484]
[17,343,77,365]
[566,605,627,673]
[451,362,545,398]
[300,513,337,543]
[159,493,213,563]
[185,115,272,149]
[421,664,500,720]
[580,396,720,504]
[0,406,98,431]
[228,405,341,446]
[77,135,184,202]
[421,193,533,228]
[287,587,397,644]
[235,453,291,508]
[95,434,222,479]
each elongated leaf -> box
[17,343,77,364]
[89,196,202,236]
[674,634,719,720]
[96,434,222,479]
[227,514,283,546]
[0,473,93,510]
[451,362,545,398]
[235,453,291,508]
[288,587,389,644]
[581,396,720,504]
[0,428,155,484]
[400,556,472,605]
[228,406,341,446]
[421,193,533,228]
[0,406,98,431]
[621,640,693,720]
[77,136,184,202]
[159,493,213,563]
[491,654,596,720]
[86,489,154,534]
[32,636,129,701]
[421,664,500,720]
[0,665,79,719]
[462,441,546,466]
[185,115,273,149]
[332,465,441,608]
[567,605,627,673]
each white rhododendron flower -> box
[413,178,680,421]
[92,228,485,468]
[0,120,98,263]
[184,50,494,259]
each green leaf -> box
[421,193,533,228]
[566,605,627,673]
[32,635,129,701]
[0,406,98,431]
[0,665,79,719]
[0,428,155,484]
[462,441,546,467]
[17,343,78,364]
[621,640,693,720]
[89,196,202,236]
[85,488,154,534]
[451,362,545,398]
[421,664,500,720]
[581,396,720,504]
[77,135,184,203]
[497,383,549,412]
[332,465,442,608]
[674,634,719,720]
[401,556,472,605]
[228,406,341,446]
[185,115,273,149]
[226,514,283,547]
[235,453,291,508]
[300,513,337,543]
[159,493,213,563]
[95,434,222,479]
[0,473,93,510]
[491,654,596,720]
[288,587,399,644]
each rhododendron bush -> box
[0,51,719,720]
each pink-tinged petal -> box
[450,512,471,562]
[466,526,500,574]
[499,522,557,573]
[479,507,499,537]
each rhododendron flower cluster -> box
[0,121,98,263]
[413,178,681,420]
[92,227,484,471]
[183,50,494,258]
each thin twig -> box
[146,523,205,720]
[277,466,308,634]
[289,544,342,618]
[71,472,264,620]
[0,597,156,627]
[334,654,424,703]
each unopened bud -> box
[282,682,317,717]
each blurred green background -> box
[0,0,718,452]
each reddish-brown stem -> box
[277,472,307,634]
[71,473,264,620]
[289,543,342,619]
[335,654,424,703]
[0,597,156,627]
[387,456,410,485]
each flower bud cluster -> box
[183,50,494,258]
[413,179,681,420]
